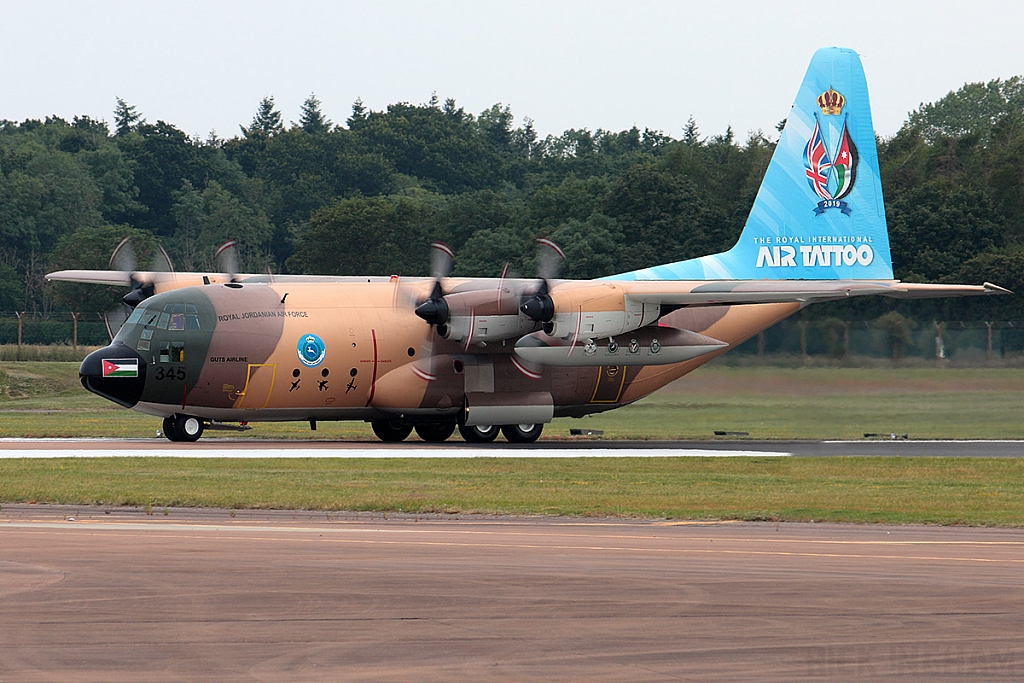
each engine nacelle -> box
[441,313,538,345]
[545,284,660,340]
[438,286,539,345]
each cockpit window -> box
[185,303,200,330]
[157,312,170,330]
[126,308,144,326]
[158,302,200,331]
[139,310,160,327]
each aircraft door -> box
[239,364,277,409]
[589,365,626,404]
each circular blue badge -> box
[297,333,326,367]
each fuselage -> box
[79,279,801,426]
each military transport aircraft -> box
[48,47,1006,443]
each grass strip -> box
[4,364,1024,440]
[3,456,1024,526]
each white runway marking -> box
[0,446,790,458]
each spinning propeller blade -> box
[520,238,564,323]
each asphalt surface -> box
[2,505,1023,681]
[2,437,1024,457]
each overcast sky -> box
[1,1,1021,143]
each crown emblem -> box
[817,87,845,115]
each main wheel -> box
[415,421,456,443]
[171,414,204,442]
[371,420,413,442]
[162,416,180,442]
[501,423,543,444]
[458,423,499,443]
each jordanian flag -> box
[833,119,859,200]
[101,358,139,378]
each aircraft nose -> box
[80,342,147,408]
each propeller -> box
[103,237,138,339]
[520,238,565,324]
[215,239,240,282]
[414,242,454,327]
[103,237,176,339]
[404,242,456,362]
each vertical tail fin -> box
[615,47,893,281]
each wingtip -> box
[983,282,1013,295]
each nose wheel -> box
[162,414,205,442]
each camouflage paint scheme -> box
[102,277,797,423]
[101,274,997,426]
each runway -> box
[2,504,1023,681]
[1,437,1024,457]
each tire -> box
[458,423,499,443]
[501,423,543,444]
[415,421,456,443]
[172,414,205,442]
[371,420,413,442]
[162,416,180,442]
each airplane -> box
[47,47,1007,444]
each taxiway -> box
[2,505,1023,681]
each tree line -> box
[1,76,1021,322]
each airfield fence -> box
[2,311,1024,364]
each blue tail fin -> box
[613,47,893,281]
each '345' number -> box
[154,366,186,381]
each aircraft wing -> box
[45,270,421,287]
[608,279,1010,307]
[46,270,135,286]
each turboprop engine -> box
[524,282,662,340]
[431,286,540,345]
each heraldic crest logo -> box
[297,333,326,367]
[804,87,859,216]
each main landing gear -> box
[370,419,543,444]
[370,420,413,442]
[162,414,205,442]
[457,423,499,443]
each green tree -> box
[455,224,533,278]
[909,76,1024,143]
[477,104,514,155]
[602,163,711,272]
[113,98,145,136]
[115,121,206,237]
[0,263,23,312]
[298,94,331,134]
[288,196,433,276]
[170,180,274,272]
[347,97,367,129]
[887,185,1002,281]
[352,102,501,193]
[548,213,622,279]
[873,311,913,360]
[243,96,284,139]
